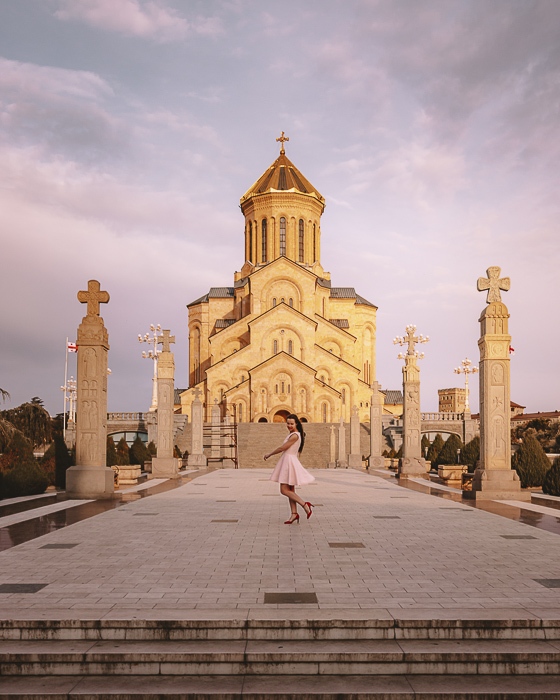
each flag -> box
[67,342,77,353]
[509,346,515,355]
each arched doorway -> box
[273,410,290,423]
[258,417,268,423]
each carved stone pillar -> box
[398,357,428,477]
[188,388,207,467]
[348,405,362,467]
[337,417,347,468]
[328,424,336,468]
[66,280,114,499]
[152,330,180,478]
[369,381,385,469]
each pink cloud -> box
[53,0,223,41]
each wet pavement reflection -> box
[378,471,560,536]
[0,469,213,553]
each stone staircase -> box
[177,422,389,470]
[1,616,560,697]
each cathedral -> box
[181,135,377,424]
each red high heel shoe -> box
[304,502,314,519]
[284,514,300,525]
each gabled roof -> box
[330,287,377,308]
[240,152,324,205]
[382,389,404,404]
[187,287,234,307]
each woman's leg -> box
[280,484,310,515]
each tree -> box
[0,431,48,499]
[116,436,130,466]
[512,434,551,488]
[0,388,9,402]
[434,434,464,470]
[106,437,118,467]
[543,457,560,497]
[129,435,150,467]
[421,434,430,457]
[426,434,445,466]
[462,436,480,473]
[147,441,157,457]
[0,399,52,447]
[54,433,73,488]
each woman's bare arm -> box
[264,433,298,460]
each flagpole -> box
[63,337,69,443]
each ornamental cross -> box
[192,387,203,400]
[158,329,175,353]
[276,131,289,154]
[477,266,510,303]
[394,324,429,357]
[77,280,110,316]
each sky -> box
[1,0,559,417]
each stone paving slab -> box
[1,469,559,617]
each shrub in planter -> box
[543,457,560,497]
[3,461,48,498]
[512,434,551,488]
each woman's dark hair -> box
[287,414,305,453]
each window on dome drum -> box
[261,219,267,262]
[299,220,304,262]
[275,384,278,394]
[273,298,277,307]
[313,224,316,261]
[288,385,291,393]
[273,339,278,354]
[248,221,252,262]
[288,340,293,355]
[280,217,286,256]
[238,404,243,422]
[281,381,285,393]
[289,298,293,307]
[322,403,327,423]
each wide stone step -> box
[1,674,560,698]
[2,638,560,676]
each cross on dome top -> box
[276,131,289,154]
[77,280,110,316]
[158,329,175,353]
[477,266,510,303]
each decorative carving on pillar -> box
[188,387,207,467]
[394,325,429,478]
[369,381,385,469]
[348,405,361,467]
[151,330,180,478]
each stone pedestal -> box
[369,381,385,469]
[348,406,362,467]
[188,388,207,467]
[464,268,528,501]
[116,465,142,485]
[437,464,468,488]
[151,330,180,479]
[328,425,336,468]
[66,280,115,500]
[337,418,347,468]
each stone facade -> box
[182,142,377,424]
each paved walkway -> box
[1,468,560,618]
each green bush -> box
[2,462,48,498]
[106,437,118,467]
[426,434,444,466]
[130,435,150,467]
[54,434,73,488]
[512,434,551,488]
[462,436,480,473]
[434,434,463,469]
[147,441,157,457]
[543,457,560,497]
[116,437,130,466]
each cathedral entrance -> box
[273,410,290,423]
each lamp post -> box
[454,358,478,413]
[138,324,162,412]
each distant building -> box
[510,401,525,418]
[438,388,466,413]
[381,389,403,416]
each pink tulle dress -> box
[269,432,315,486]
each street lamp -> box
[138,324,162,411]
[454,358,478,413]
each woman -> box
[264,414,315,524]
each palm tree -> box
[0,389,9,402]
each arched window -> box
[288,339,293,355]
[238,403,243,422]
[272,297,277,307]
[275,384,278,394]
[288,298,293,307]
[322,402,327,423]
[298,219,304,262]
[273,339,278,354]
[288,384,291,394]
[313,223,316,262]
[281,297,285,303]
[248,221,252,262]
[261,219,267,263]
[342,388,346,405]
[320,374,325,383]
[281,381,285,394]
[279,217,286,256]
[241,374,245,382]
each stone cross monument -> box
[348,405,362,467]
[188,387,207,467]
[66,280,115,499]
[465,266,527,500]
[369,381,385,469]
[151,329,180,478]
[337,417,348,468]
[394,325,429,478]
